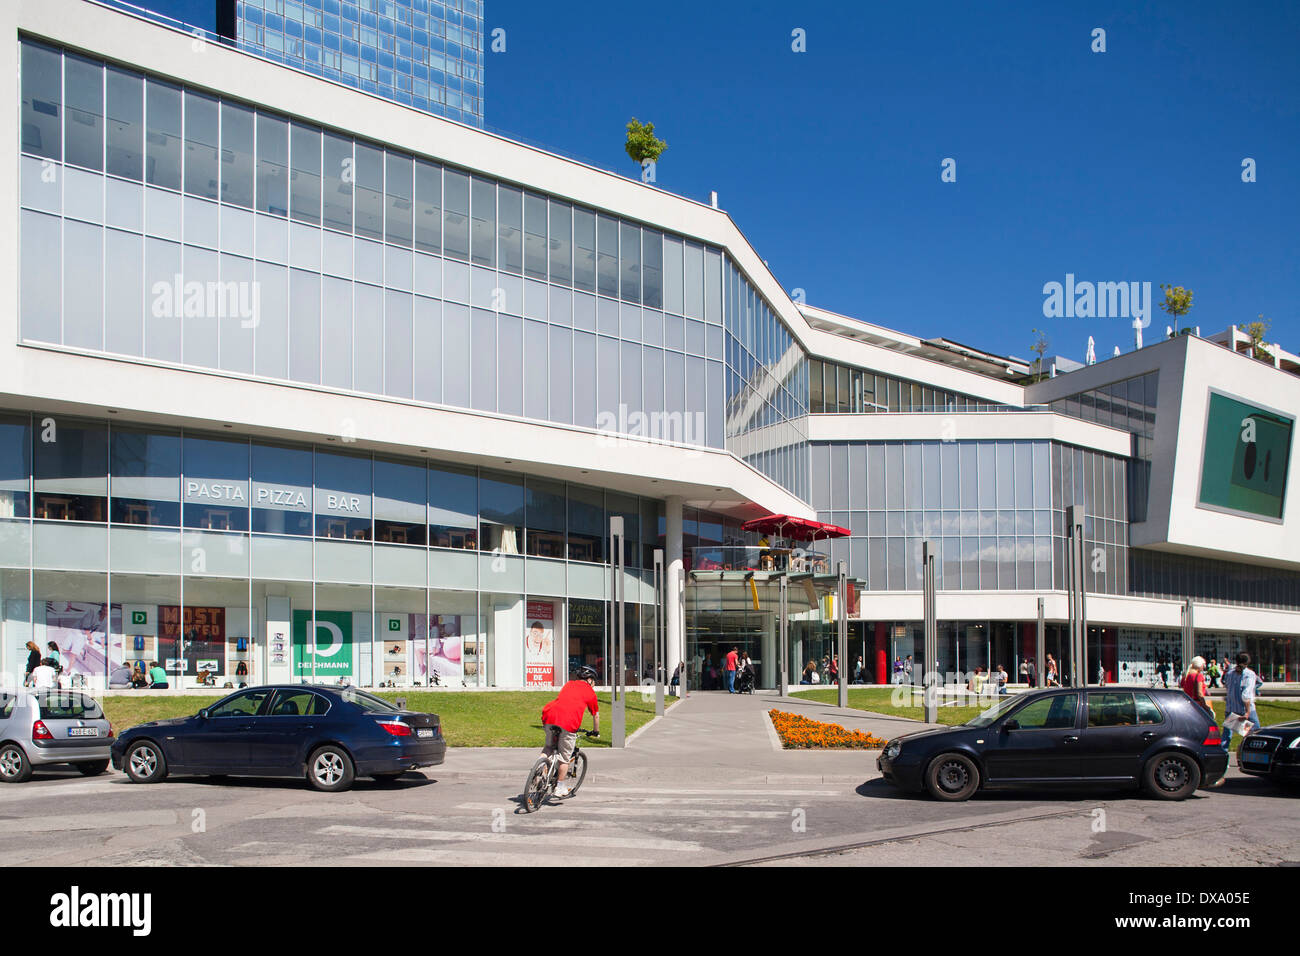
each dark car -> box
[1236,720,1300,788]
[877,687,1227,801]
[111,685,446,792]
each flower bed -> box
[769,709,888,750]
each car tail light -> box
[378,720,411,737]
[107,723,115,739]
[1203,726,1221,747]
[32,721,53,740]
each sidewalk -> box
[436,689,940,787]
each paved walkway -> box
[440,689,941,786]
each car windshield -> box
[348,690,402,714]
[965,696,1021,728]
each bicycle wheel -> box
[561,751,588,798]
[522,757,552,813]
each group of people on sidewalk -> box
[691,647,755,692]
[1178,652,1264,762]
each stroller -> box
[734,663,756,694]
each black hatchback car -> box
[111,685,446,792]
[1236,720,1300,788]
[878,687,1227,801]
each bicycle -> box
[522,729,597,812]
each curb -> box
[761,707,784,752]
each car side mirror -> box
[198,709,209,720]
[1002,719,1019,732]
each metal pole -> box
[653,548,664,715]
[778,575,789,698]
[1181,599,1194,678]
[610,516,626,748]
[837,561,848,710]
[1036,596,1045,690]
[923,541,937,724]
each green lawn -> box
[101,689,676,748]
[790,688,1300,750]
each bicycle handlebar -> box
[584,730,599,738]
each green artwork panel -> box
[1198,392,1291,520]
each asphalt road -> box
[1,762,1295,867]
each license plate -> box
[1241,753,1269,766]
[67,728,98,738]
[416,728,433,738]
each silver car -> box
[0,690,114,783]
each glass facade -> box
[810,440,1128,594]
[808,358,1005,415]
[0,410,663,691]
[226,0,484,127]
[1049,371,1158,522]
[1130,550,1300,611]
[17,39,811,504]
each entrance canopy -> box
[741,515,850,542]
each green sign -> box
[131,610,147,626]
[388,618,401,631]
[1198,391,1292,520]
[292,610,354,676]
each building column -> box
[665,496,684,683]
[874,621,888,684]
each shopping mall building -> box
[2,0,1296,694]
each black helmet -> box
[575,665,598,681]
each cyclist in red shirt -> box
[540,665,600,797]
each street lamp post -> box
[609,516,626,748]
[653,548,665,716]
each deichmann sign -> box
[1198,390,1293,521]
[292,610,354,676]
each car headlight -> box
[884,741,902,760]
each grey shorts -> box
[542,724,578,762]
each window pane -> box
[524,477,566,557]
[384,152,413,244]
[353,142,383,239]
[523,192,546,279]
[413,159,440,252]
[314,450,372,540]
[183,91,219,199]
[573,208,596,292]
[33,418,108,522]
[21,42,62,160]
[250,442,312,535]
[442,170,469,261]
[219,102,254,207]
[642,230,663,309]
[321,132,353,231]
[182,434,250,531]
[255,113,288,215]
[289,124,322,224]
[620,222,640,302]
[105,67,144,181]
[0,415,32,519]
[663,236,683,314]
[374,457,427,545]
[497,185,522,274]
[548,200,571,285]
[145,80,183,190]
[597,215,619,297]
[428,463,477,548]
[64,55,103,171]
[470,177,495,266]
[110,428,180,526]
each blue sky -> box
[132,0,1299,364]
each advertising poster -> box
[42,602,120,683]
[407,614,465,685]
[158,605,226,678]
[525,600,554,687]
[292,609,354,680]
[380,613,408,684]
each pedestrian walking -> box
[1206,658,1221,689]
[1019,659,1029,685]
[1180,656,1212,717]
[904,655,914,684]
[724,646,739,693]
[1221,652,1261,756]
[1045,655,1060,687]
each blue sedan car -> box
[111,685,446,792]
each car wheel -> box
[1143,752,1201,800]
[124,741,168,784]
[925,752,980,801]
[76,760,109,776]
[307,745,355,793]
[0,744,32,784]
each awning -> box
[741,514,850,542]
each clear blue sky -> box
[126,0,1300,363]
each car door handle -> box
[1141,731,1158,739]
[1063,735,1080,743]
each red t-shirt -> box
[1180,671,1206,701]
[542,679,599,732]
[725,650,738,672]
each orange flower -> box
[768,709,886,750]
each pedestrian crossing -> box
[321,785,857,866]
